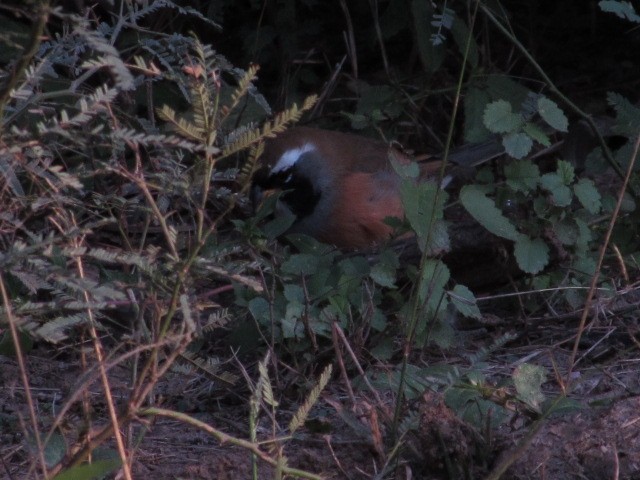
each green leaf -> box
[556,160,575,184]
[248,297,270,323]
[523,122,551,146]
[553,219,579,245]
[545,396,583,417]
[574,178,602,214]
[417,259,450,307]
[420,219,450,255]
[504,159,540,192]
[486,76,532,108]
[281,253,320,275]
[503,132,533,159]
[459,185,519,241]
[370,249,399,287]
[599,0,640,22]
[338,256,370,278]
[607,91,640,136]
[537,97,568,132]
[573,254,597,277]
[449,284,481,319]
[514,236,549,274]
[0,329,33,356]
[284,284,304,303]
[540,173,572,206]
[390,155,420,179]
[574,218,593,247]
[401,180,446,242]
[513,363,546,412]
[53,459,122,480]
[262,208,296,239]
[483,100,522,133]
[40,431,66,467]
[370,337,395,361]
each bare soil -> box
[2,333,640,480]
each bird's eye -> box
[284,173,293,185]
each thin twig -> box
[0,273,49,478]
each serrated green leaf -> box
[370,249,399,287]
[553,219,579,245]
[513,363,546,412]
[370,336,395,361]
[503,132,533,159]
[607,91,640,136]
[573,254,597,276]
[248,297,270,322]
[339,256,370,278]
[514,236,549,274]
[449,284,481,319]
[556,160,575,184]
[574,218,593,247]
[483,100,522,133]
[460,185,519,241]
[522,122,551,146]
[574,178,601,214]
[540,173,572,206]
[504,159,540,192]
[537,97,568,132]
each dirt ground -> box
[2,336,640,480]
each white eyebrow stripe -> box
[272,143,316,173]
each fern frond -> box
[0,153,26,196]
[77,26,135,91]
[607,91,640,136]
[112,128,216,153]
[8,269,52,294]
[220,95,317,159]
[179,350,239,385]
[128,0,222,30]
[202,309,231,331]
[156,105,205,142]
[237,142,264,189]
[218,64,260,126]
[34,312,89,343]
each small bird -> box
[251,127,438,249]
